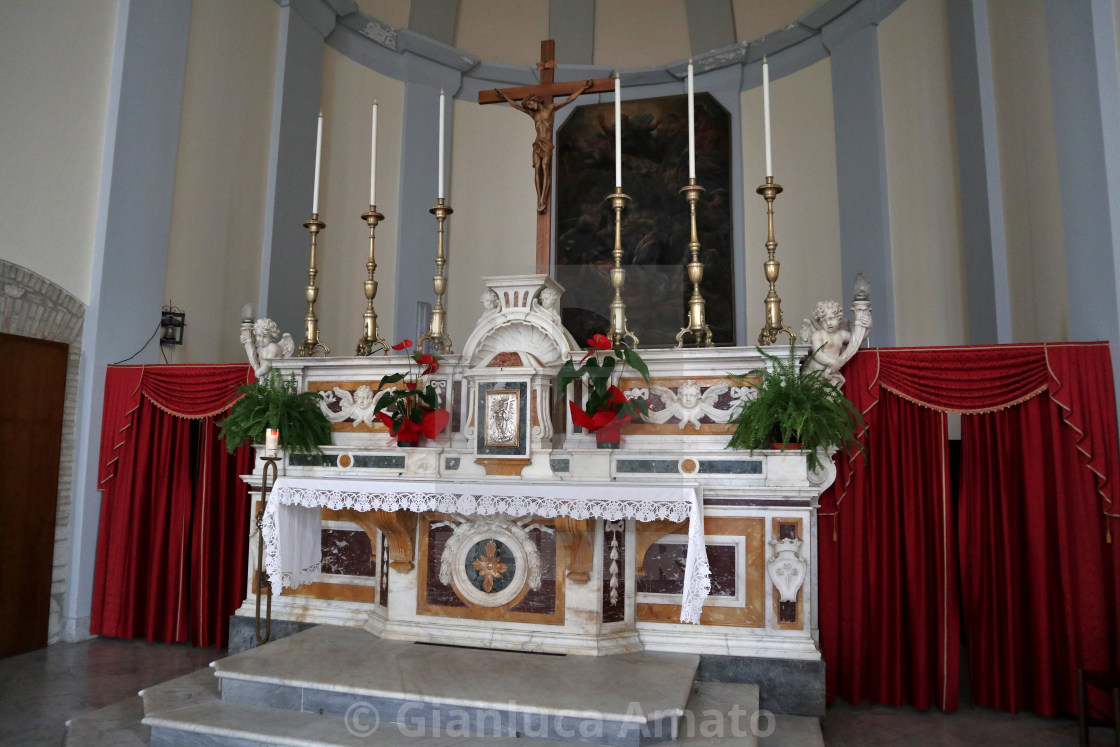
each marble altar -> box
[235,274,833,671]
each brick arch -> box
[0,260,85,644]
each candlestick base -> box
[299,213,331,357]
[675,178,714,348]
[417,198,454,354]
[606,188,639,348]
[755,177,795,346]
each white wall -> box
[316,45,405,354]
[594,0,690,69]
[0,0,118,304]
[446,97,540,348]
[879,0,967,346]
[989,0,1068,342]
[741,57,843,341]
[455,0,548,66]
[356,0,410,29]
[163,0,280,364]
[732,0,817,44]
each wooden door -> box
[0,333,68,657]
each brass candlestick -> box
[355,205,389,355]
[417,198,453,354]
[756,177,795,345]
[607,187,639,347]
[675,178,713,347]
[299,213,330,357]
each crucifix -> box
[479,40,616,274]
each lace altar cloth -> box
[263,477,712,624]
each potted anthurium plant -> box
[373,339,450,447]
[219,370,332,454]
[727,345,864,471]
[557,333,651,449]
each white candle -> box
[614,75,622,188]
[312,110,323,214]
[438,90,445,199]
[763,58,772,177]
[687,61,696,179]
[265,428,280,457]
[370,101,378,206]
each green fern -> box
[219,371,332,454]
[727,345,864,471]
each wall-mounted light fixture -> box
[161,304,185,346]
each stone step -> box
[212,625,699,746]
[140,679,773,746]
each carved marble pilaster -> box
[556,517,593,583]
[337,508,418,572]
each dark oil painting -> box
[555,92,734,347]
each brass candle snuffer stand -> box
[253,455,279,644]
[757,176,795,345]
[607,187,639,347]
[356,205,390,355]
[417,198,454,354]
[675,177,714,347]
[299,214,331,357]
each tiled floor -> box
[1,636,1116,745]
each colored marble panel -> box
[697,459,762,474]
[444,456,461,470]
[638,542,736,597]
[319,528,375,577]
[352,455,405,469]
[615,459,679,474]
[288,453,337,467]
[550,458,570,473]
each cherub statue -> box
[644,380,731,430]
[240,317,295,379]
[320,384,384,428]
[800,301,850,385]
[799,275,873,387]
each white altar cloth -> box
[262,477,712,624]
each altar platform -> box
[137,625,823,745]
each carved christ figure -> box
[496,79,593,213]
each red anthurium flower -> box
[580,333,613,362]
[418,408,450,439]
[404,381,418,390]
[391,339,413,351]
[416,353,439,375]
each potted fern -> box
[727,346,863,471]
[219,371,332,454]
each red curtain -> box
[91,364,253,648]
[820,343,1120,716]
[819,357,959,710]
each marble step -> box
[140,679,773,746]
[212,625,699,747]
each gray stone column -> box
[947,0,1012,344]
[258,0,335,339]
[1045,0,1120,389]
[65,0,193,640]
[822,12,896,346]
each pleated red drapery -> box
[819,342,1120,716]
[91,364,253,648]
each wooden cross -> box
[479,40,616,274]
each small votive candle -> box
[265,428,280,457]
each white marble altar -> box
[235,275,833,676]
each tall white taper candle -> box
[614,75,622,188]
[763,58,772,177]
[687,61,696,179]
[370,101,378,205]
[312,110,323,213]
[438,90,445,199]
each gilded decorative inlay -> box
[472,540,507,592]
[680,459,698,474]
